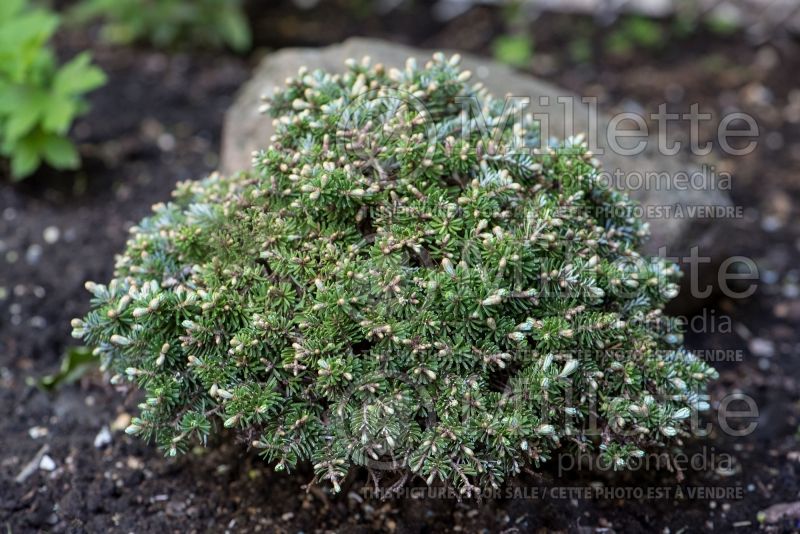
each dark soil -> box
[2,7,800,533]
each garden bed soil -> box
[2,9,800,533]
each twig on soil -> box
[666,453,686,482]
[760,501,800,524]
[15,444,50,484]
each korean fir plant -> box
[0,0,105,180]
[73,53,717,496]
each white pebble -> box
[28,426,49,439]
[39,455,56,471]
[761,270,779,285]
[43,226,60,244]
[94,426,112,449]
[157,133,176,152]
[761,215,782,232]
[25,244,42,265]
[749,337,775,358]
[783,284,799,299]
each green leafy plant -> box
[605,16,665,57]
[73,53,716,495]
[70,0,251,52]
[492,34,534,68]
[0,0,105,180]
[568,36,592,64]
[704,15,739,36]
[491,1,533,69]
[33,346,98,391]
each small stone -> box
[760,501,800,523]
[761,215,782,232]
[39,455,56,471]
[762,270,779,285]
[741,82,772,107]
[141,117,164,139]
[28,426,49,439]
[94,426,112,449]
[166,500,186,517]
[766,131,784,151]
[126,456,144,470]
[754,46,779,72]
[157,133,176,152]
[749,338,775,358]
[783,284,799,299]
[43,226,60,244]
[111,412,132,432]
[25,244,42,265]
[764,191,792,226]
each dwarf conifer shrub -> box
[73,53,717,495]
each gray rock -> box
[500,1,800,38]
[221,38,733,302]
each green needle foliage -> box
[0,0,105,180]
[74,53,716,496]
